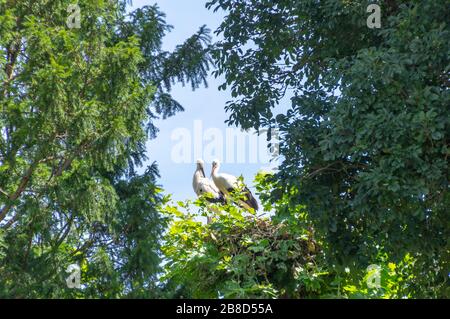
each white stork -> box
[193,159,225,223]
[211,159,259,211]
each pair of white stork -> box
[192,159,259,218]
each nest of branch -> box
[206,217,320,287]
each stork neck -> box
[193,168,204,184]
[211,166,219,178]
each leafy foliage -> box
[207,0,449,297]
[0,0,210,297]
[163,204,318,298]
[162,181,327,298]
[0,0,447,299]
[162,173,419,299]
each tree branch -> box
[0,164,35,223]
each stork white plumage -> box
[211,159,259,211]
[193,159,225,223]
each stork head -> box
[196,159,206,177]
[212,159,221,167]
[196,158,205,168]
[211,159,221,175]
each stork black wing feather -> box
[243,187,259,211]
[226,187,258,211]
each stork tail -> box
[244,187,259,211]
[205,191,226,204]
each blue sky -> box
[131,0,279,204]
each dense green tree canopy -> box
[0,0,447,299]
[207,0,449,297]
[0,0,210,297]
[162,173,418,299]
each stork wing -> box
[195,177,225,204]
[199,178,219,195]
[214,173,259,211]
[215,173,239,190]
[242,186,259,211]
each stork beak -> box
[200,167,206,178]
